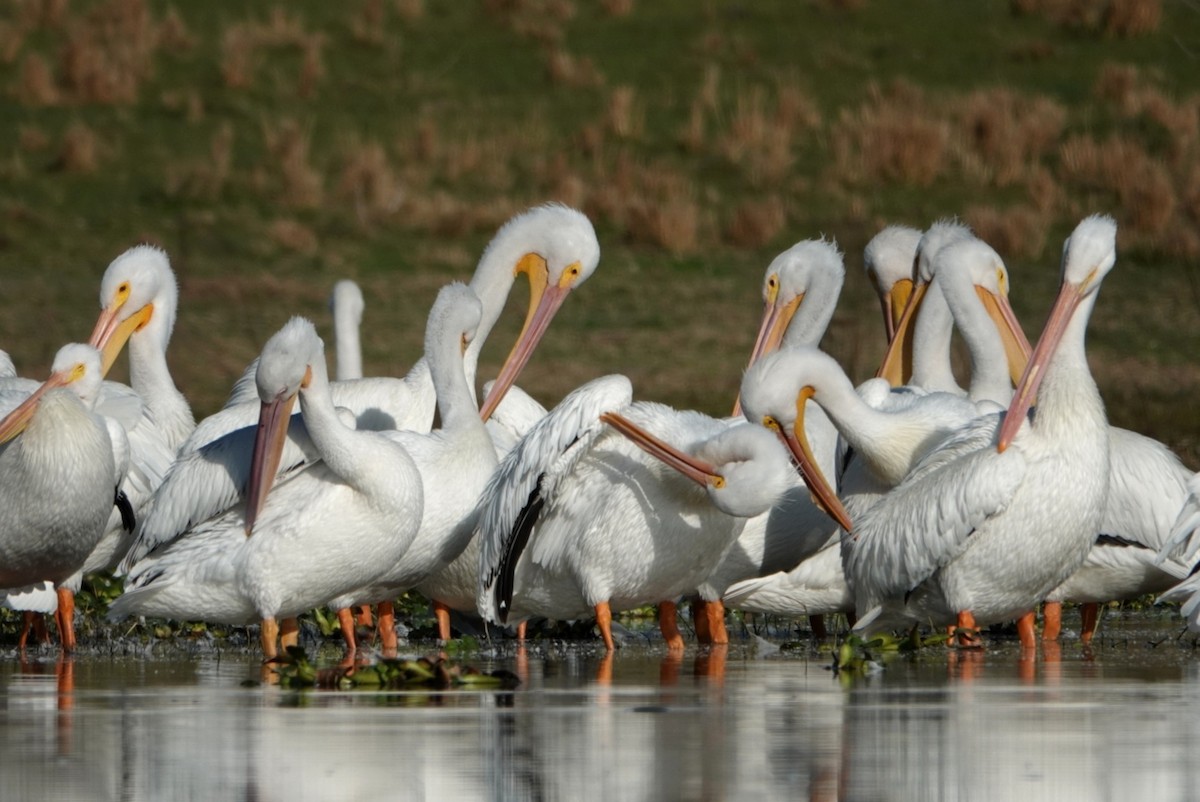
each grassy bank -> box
[0,0,1198,461]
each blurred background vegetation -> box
[1,0,1198,463]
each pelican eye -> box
[761,416,781,432]
[710,476,726,490]
[70,363,87,382]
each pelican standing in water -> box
[0,345,127,649]
[110,318,424,658]
[845,215,1116,648]
[477,375,807,652]
[123,204,599,576]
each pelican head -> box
[88,245,179,377]
[740,347,854,532]
[864,225,923,344]
[329,279,365,327]
[479,204,600,421]
[245,317,324,535]
[598,413,793,519]
[877,219,974,385]
[427,282,483,359]
[998,214,1117,451]
[0,343,103,444]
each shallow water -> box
[4,611,1200,802]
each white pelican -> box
[326,283,495,651]
[723,237,1030,627]
[845,214,1117,648]
[1041,426,1193,642]
[700,238,846,641]
[863,224,922,343]
[729,346,977,623]
[0,344,126,648]
[877,220,977,389]
[123,204,599,568]
[0,350,17,380]
[330,279,365,383]
[1156,472,1200,630]
[476,375,801,652]
[109,318,424,658]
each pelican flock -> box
[3,202,1199,670]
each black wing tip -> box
[493,476,547,626]
[115,488,136,533]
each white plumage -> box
[845,215,1117,647]
[476,375,794,651]
[109,318,424,658]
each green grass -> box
[0,0,1198,462]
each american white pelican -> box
[723,237,1030,627]
[1041,427,1193,642]
[863,224,922,343]
[0,344,126,648]
[730,346,977,623]
[330,279,365,383]
[123,204,599,568]
[326,283,495,651]
[1157,472,1200,630]
[109,318,425,658]
[476,375,798,652]
[845,214,1117,648]
[701,238,846,641]
[877,220,976,389]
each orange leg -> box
[377,601,398,653]
[433,600,452,641]
[1079,603,1100,645]
[355,604,373,628]
[594,601,615,652]
[809,614,828,639]
[954,610,982,649]
[260,617,280,659]
[1041,601,1062,642]
[1015,610,1037,649]
[658,601,685,653]
[706,599,729,645]
[337,608,359,654]
[691,598,712,643]
[516,620,528,642]
[17,612,36,650]
[55,588,76,652]
[280,617,300,651]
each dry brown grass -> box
[964,204,1048,259]
[718,86,814,184]
[58,121,99,173]
[606,86,642,140]
[395,0,425,22]
[262,118,323,209]
[1059,134,1176,238]
[15,52,60,105]
[1095,65,1199,165]
[545,46,604,88]
[220,7,322,91]
[725,196,786,248]
[625,168,701,254]
[18,125,50,153]
[831,81,949,186]
[351,0,386,45]
[951,88,1065,186]
[335,139,402,226]
[157,7,194,51]
[599,0,634,16]
[1103,0,1161,36]
[267,218,319,255]
[58,0,159,105]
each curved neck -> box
[815,378,920,485]
[782,270,844,349]
[909,278,962,395]
[466,233,527,400]
[128,320,193,451]
[430,331,483,433]
[940,269,1012,407]
[334,312,363,382]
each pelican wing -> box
[845,415,1026,603]
[1159,471,1200,571]
[477,375,633,623]
[120,412,321,573]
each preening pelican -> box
[124,204,599,568]
[476,375,796,652]
[846,215,1116,648]
[327,283,495,652]
[109,318,424,658]
[701,238,845,640]
[863,224,922,343]
[0,345,125,648]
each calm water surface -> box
[4,611,1200,801]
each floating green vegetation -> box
[832,628,950,681]
[271,647,521,691]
